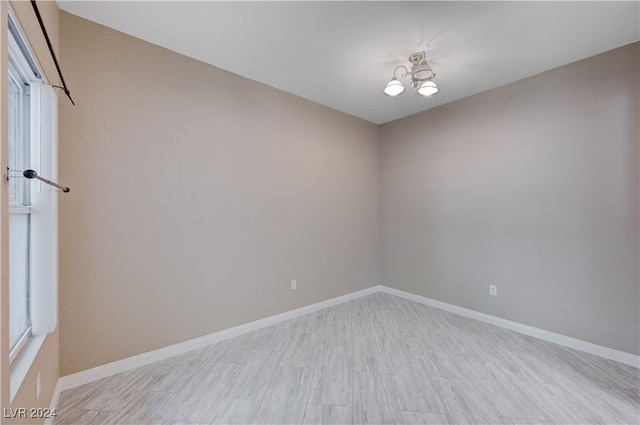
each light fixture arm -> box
[392,65,409,79]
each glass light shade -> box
[384,78,405,96]
[412,62,435,81]
[417,80,439,96]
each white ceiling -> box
[57,1,639,124]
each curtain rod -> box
[30,0,74,105]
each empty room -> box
[0,1,638,424]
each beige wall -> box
[382,43,640,355]
[1,1,60,423]
[58,12,381,375]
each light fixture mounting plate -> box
[408,52,423,64]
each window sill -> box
[10,334,45,401]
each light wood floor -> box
[54,293,639,424]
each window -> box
[8,21,35,363]
[7,15,59,399]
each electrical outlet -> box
[290,279,297,290]
[489,285,497,296]
[35,371,41,401]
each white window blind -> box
[29,82,58,336]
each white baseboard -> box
[58,285,381,391]
[44,379,61,425]
[379,285,640,368]
[57,283,638,395]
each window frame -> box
[7,19,36,366]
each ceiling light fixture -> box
[383,51,439,97]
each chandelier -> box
[383,51,439,97]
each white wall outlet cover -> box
[36,371,41,400]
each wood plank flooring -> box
[53,293,639,424]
